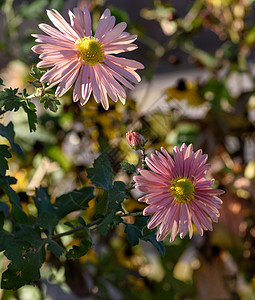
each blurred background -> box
[1,0,255,299]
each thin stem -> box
[119,211,143,217]
[51,211,143,240]
[26,86,52,100]
[141,148,146,169]
[51,219,101,240]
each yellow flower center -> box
[76,37,104,65]
[170,177,194,203]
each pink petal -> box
[101,22,127,44]
[84,7,92,37]
[95,10,115,40]
[104,60,139,83]
[47,9,80,40]
[105,55,144,70]
[55,65,80,97]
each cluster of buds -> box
[126,131,146,151]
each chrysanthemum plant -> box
[0,7,223,290]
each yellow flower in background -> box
[165,79,204,106]
[205,0,232,7]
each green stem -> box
[51,211,143,240]
[141,148,146,169]
[119,211,143,217]
[51,219,101,240]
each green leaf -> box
[0,203,9,229]
[78,216,86,227]
[63,221,74,228]
[0,88,38,132]
[0,78,4,86]
[141,227,165,256]
[97,212,122,235]
[125,223,142,246]
[54,187,94,219]
[87,155,113,190]
[46,239,64,258]
[0,229,13,251]
[0,145,11,176]
[22,104,38,132]
[41,95,61,112]
[0,122,23,155]
[108,181,128,211]
[120,162,137,174]
[66,239,92,259]
[0,176,28,224]
[1,226,45,290]
[124,217,147,246]
[30,66,46,81]
[125,217,165,255]
[1,242,45,289]
[33,187,58,234]
[0,88,21,111]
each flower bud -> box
[126,131,146,150]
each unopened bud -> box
[126,131,146,150]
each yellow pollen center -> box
[76,37,104,65]
[170,177,194,203]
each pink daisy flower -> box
[134,144,224,243]
[32,7,144,109]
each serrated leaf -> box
[54,187,94,219]
[22,104,37,132]
[120,162,137,174]
[124,216,147,246]
[33,187,58,234]
[1,242,45,290]
[0,176,28,224]
[0,88,38,132]
[0,88,21,111]
[124,223,142,246]
[0,122,23,155]
[66,239,92,259]
[87,155,113,190]
[125,216,165,255]
[1,226,45,290]
[108,181,128,211]
[30,65,46,81]
[0,145,11,176]
[41,95,61,112]
[141,228,165,256]
[97,212,122,235]
[46,239,64,258]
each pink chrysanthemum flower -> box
[32,7,144,109]
[134,144,224,243]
